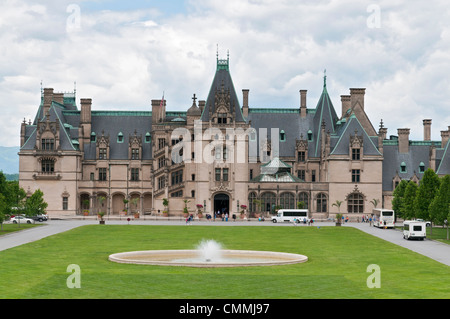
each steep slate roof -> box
[312,77,339,157]
[330,115,382,156]
[200,58,245,123]
[436,140,450,175]
[85,111,153,160]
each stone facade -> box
[18,57,450,219]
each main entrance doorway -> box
[213,193,230,218]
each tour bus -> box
[372,208,395,228]
[272,209,308,223]
[403,220,426,240]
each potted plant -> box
[240,205,247,219]
[162,198,169,217]
[131,197,140,218]
[98,196,106,224]
[183,199,190,218]
[122,199,129,215]
[196,204,203,218]
[332,200,343,226]
[83,199,90,216]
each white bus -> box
[272,209,308,223]
[372,208,395,228]
[403,221,426,240]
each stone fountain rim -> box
[108,249,308,268]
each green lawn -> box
[0,223,41,235]
[0,225,448,299]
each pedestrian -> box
[362,215,365,223]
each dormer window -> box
[307,130,313,141]
[90,132,96,143]
[352,148,360,160]
[117,132,124,143]
[419,162,425,173]
[41,138,55,150]
[145,132,151,143]
[280,130,286,142]
[400,162,407,173]
[218,113,227,124]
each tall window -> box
[158,176,165,189]
[297,169,305,181]
[41,138,54,150]
[117,132,124,143]
[171,170,183,185]
[131,168,139,181]
[316,193,327,213]
[311,170,316,182]
[131,148,140,160]
[419,162,425,173]
[41,159,55,173]
[98,168,107,181]
[352,148,360,160]
[99,148,107,160]
[215,168,221,181]
[298,151,305,162]
[261,192,276,213]
[62,197,68,210]
[347,193,364,213]
[298,192,308,209]
[280,193,295,209]
[222,168,229,181]
[400,162,407,173]
[248,192,257,213]
[158,138,166,149]
[352,169,360,183]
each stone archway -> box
[213,193,230,218]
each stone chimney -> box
[80,98,92,124]
[152,99,166,124]
[423,119,432,141]
[300,90,307,118]
[242,89,249,118]
[441,129,449,147]
[398,128,410,153]
[341,95,351,117]
[349,88,365,110]
[53,92,64,105]
[43,88,54,116]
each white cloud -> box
[0,0,449,147]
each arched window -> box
[261,192,276,213]
[298,192,308,209]
[248,192,257,213]
[279,192,295,209]
[347,193,364,213]
[90,132,96,143]
[419,162,425,173]
[117,132,124,143]
[316,193,327,213]
[400,161,407,173]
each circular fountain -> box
[108,239,308,268]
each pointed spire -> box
[323,69,327,89]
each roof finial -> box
[216,44,219,61]
[323,69,327,88]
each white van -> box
[403,221,426,240]
[372,208,395,228]
[272,209,308,223]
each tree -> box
[402,181,418,220]
[332,200,343,224]
[429,175,450,228]
[24,189,48,218]
[392,180,408,219]
[370,199,380,208]
[0,194,6,231]
[414,168,440,221]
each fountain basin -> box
[108,249,308,268]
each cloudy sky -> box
[1,0,449,147]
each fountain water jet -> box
[109,239,308,268]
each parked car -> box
[26,214,48,222]
[416,219,431,227]
[10,216,34,224]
